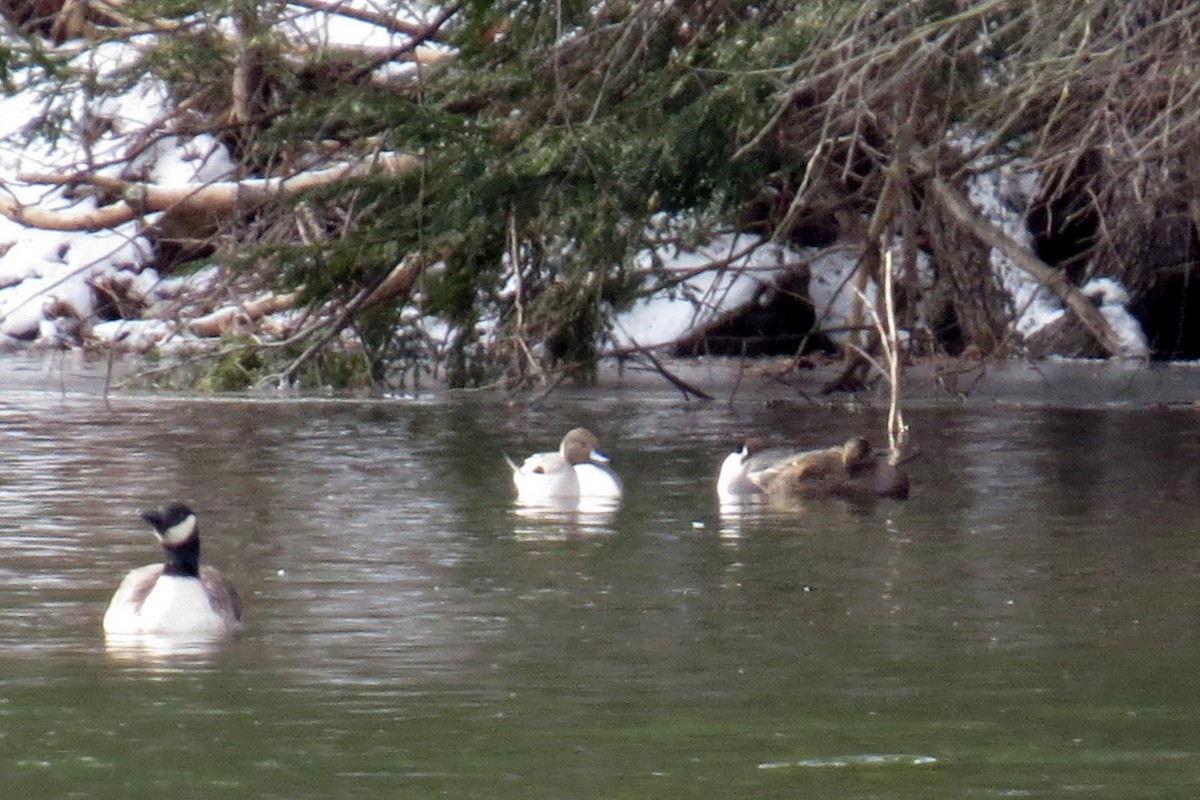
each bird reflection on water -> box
[510,496,619,542]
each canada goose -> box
[102,502,242,637]
[506,428,623,503]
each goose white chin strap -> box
[159,514,197,546]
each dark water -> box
[2,374,1200,797]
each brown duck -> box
[751,437,910,501]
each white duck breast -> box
[717,446,758,500]
[560,428,622,500]
[574,460,623,499]
[717,441,796,501]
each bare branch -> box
[285,0,431,39]
[928,176,1126,358]
[2,153,419,232]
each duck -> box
[719,437,910,503]
[507,427,623,504]
[102,502,242,638]
[837,439,910,499]
[754,437,910,501]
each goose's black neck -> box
[162,537,201,577]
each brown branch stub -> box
[362,259,424,310]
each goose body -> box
[103,503,242,638]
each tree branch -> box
[285,0,430,38]
[2,153,419,232]
[927,175,1127,358]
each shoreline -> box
[6,350,1200,410]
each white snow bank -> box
[90,318,176,351]
[613,234,931,353]
[0,11,450,352]
[612,234,799,350]
[1028,277,1150,359]
[807,246,931,345]
[0,41,166,347]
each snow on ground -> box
[612,234,931,354]
[611,233,797,350]
[0,39,171,347]
[806,245,932,346]
[964,159,1061,338]
[0,4,456,356]
[1081,277,1149,358]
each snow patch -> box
[957,133,1149,358]
[91,318,175,351]
[612,234,794,350]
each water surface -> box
[1,369,1200,798]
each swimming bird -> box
[568,429,623,500]
[507,427,623,504]
[754,437,910,501]
[719,437,910,503]
[102,502,242,637]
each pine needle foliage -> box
[256,0,852,385]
